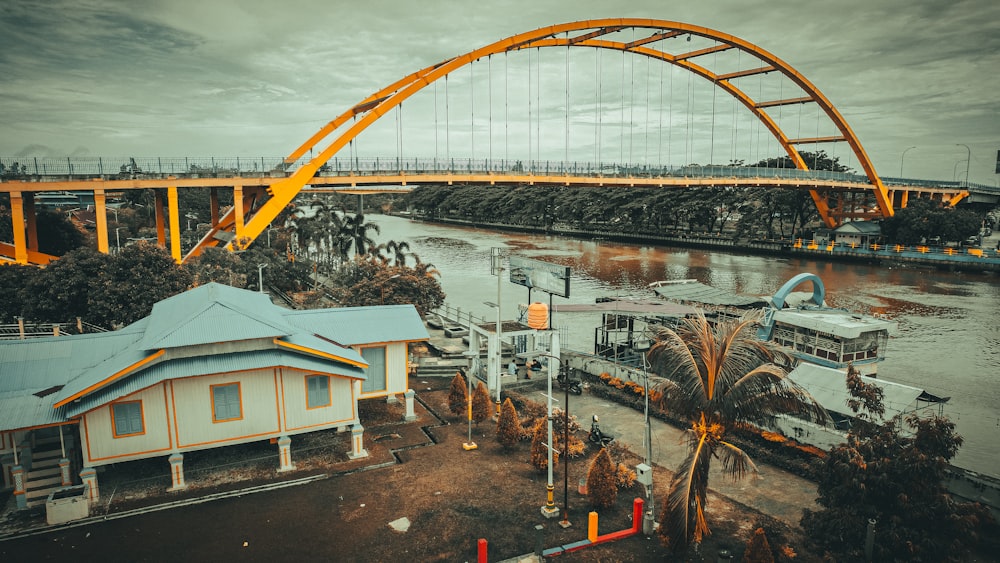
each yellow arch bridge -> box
[0,18,980,266]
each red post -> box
[631,498,645,534]
[477,538,488,563]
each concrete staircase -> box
[23,441,65,508]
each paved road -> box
[537,382,821,526]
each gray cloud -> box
[0,0,996,184]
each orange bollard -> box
[588,511,599,542]
[477,538,487,562]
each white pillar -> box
[277,436,295,472]
[12,465,26,509]
[80,467,99,506]
[349,423,368,459]
[168,453,187,491]
[404,389,417,421]
[59,458,72,486]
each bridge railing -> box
[3,156,995,193]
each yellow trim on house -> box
[53,349,166,408]
[273,338,367,368]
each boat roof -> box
[787,363,948,420]
[650,280,768,308]
[554,299,696,316]
[773,308,898,338]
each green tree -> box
[648,313,824,551]
[19,247,110,324]
[341,214,381,257]
[0,264,38,323]
[93,243,193,328]
[800,367,992,562]
[447,372,468,418]
[496,397,521,449]
[586,447,618,509]
[323,256,444,316]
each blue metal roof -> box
[139,283,297,350]
[284,304,429,345]
[0,283,428,433]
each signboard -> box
[508,256,571,298]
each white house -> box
[0,283,428,510]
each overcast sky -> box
[1,0,997,185]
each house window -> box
[361,347,386,393]
[112,401,144,437]
[306,375,331,409]
[211,383,243,422]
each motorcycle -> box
[588,414,614,446]
[556,369,583,395]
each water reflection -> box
[376,215,999,476]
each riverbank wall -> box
[410,215,1000,274]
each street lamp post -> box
[900,146,916,177]
[633,337,656,536]
[257,263,268,293]
[953,160,967,182]
[957,144,971,186]
[115,227,122,253]
[518,336,561,520]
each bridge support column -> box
[167,186,181,263]
[154,190,167,247]
[233,183,245,247]
[24,193,38,252]
[210,187,220,226]
[94,189,109,254]
[8,192,28,264]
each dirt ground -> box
[0,377,807,562]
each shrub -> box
[496,398,521,449]
[530,418,559,471]
[743,527,774,563]
[447,372,468,418]
[471,381,492,425]
[586,448,618,508]
[614,463,637,489]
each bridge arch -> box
[195,19,890,258]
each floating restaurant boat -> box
[648,272,895,375]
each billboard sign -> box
[508,256,571,298]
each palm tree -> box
[381,240,415,267]
[341,214,380,257]
[647,313,825,551]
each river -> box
[372,213,999,477]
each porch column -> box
[277,436,294,472]
[80,467,99,506]
[59,458,72,486]
[348,423,368,459]
[12,465,26,509]
[168,453,187,491]
[403,389,417,421]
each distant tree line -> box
[402,151,985,243]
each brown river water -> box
[375,214,999,477]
